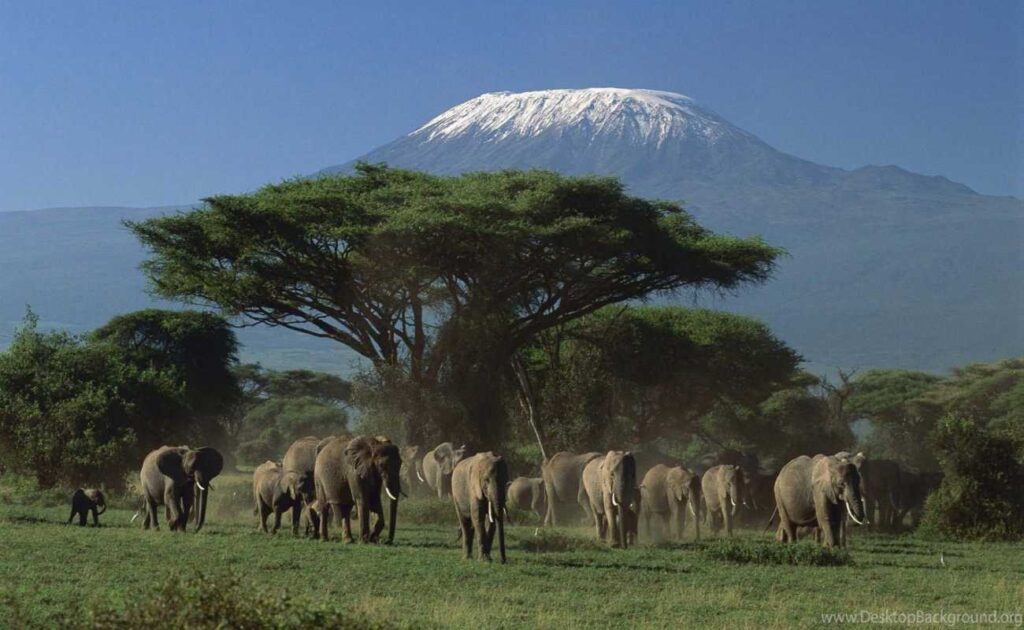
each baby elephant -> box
[68,488,106,527]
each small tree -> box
[921,414,1024,540]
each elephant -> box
[282,436,323,534]
[139,445,223,532]
[702,464,748,536]
[541,451,601,526]
[421,442,467,499]
[451,452,509,563]
[252,461,306,534]
[772,454,867,548]
[302,499,323,538]
[896,469,943,528]
[67,488,106,527]
[742,470,779,527]
[315,435,402,544]
[861,457,902,532]
[623,487,642,545]
[400,445,429,497]
[507,476,546,519]
[580,451,637,548]
[640,464,701,542]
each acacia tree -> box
[129,165,780,446]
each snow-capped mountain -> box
[318,88,1024,371]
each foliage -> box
[701,539,853,566]
[920,415,1024,541]
[84,574,376,629]
[129,165,781,446]
[0,310,239,489]
[527,306,800,453]
[846,369,943,468]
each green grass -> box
[2,473,1023,628]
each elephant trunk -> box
[730,485,739,516]
[195,486,209,532]
[96,502,107,516]
[387,494,398,544]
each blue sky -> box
[0,0,1019,211]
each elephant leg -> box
[590,503,603,542]
[460,516,474,560]
[259,502,271,533]
[340,504,355,543]
[272,508,283,534]
[369,506,385,543]
[815,502,837,548]
[146,496,159,530]
[482,505,497,558]
[723,507,733,537]
[92,507,99,527]
[472,504,488,561]
[292,502,301,537]
[77,509,86,527]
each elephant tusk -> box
[416,470,425,483]
[845,501,865,526]
[131,512,140,524]
[385,486,398,502]
[689,501,697,517]
[730,496,737,508]
[196,481,207,491]
[611,494,619,507]
[488,503,495,524]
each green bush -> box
[82,574,381,629]
[920,415,1024,541]
[701,539,853,566]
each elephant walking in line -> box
[315,435,402,544]
[421,442,467,499]
[282,436,324,535]
[773,454,867,548]
[139,445,224,532]
[68,488,106,527]
[581,451,637,548]
[640,464,701,542]
[507,476,546,520]
[702,464,747,537]
[451,452,509,563]
[400,445,428,497]
[252,461,306,534]
[541,451,601,526]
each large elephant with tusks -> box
[139,445,223,532]
[581,451,637,548]
[451,452,509,563]
[702,464,748,537]
[640,464,701,541]
[773,454,867,548]
[315,435,402,544]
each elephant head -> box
[282,470,313,505]
[181,446,224,532]
[434,442,467,476]
[821,456,867,526]
[85,489,107,515]
[669,467,701,520]
[472,453,509,563]
[719,465,748,515]
[348,437,403,543]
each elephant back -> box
[283,436,321,476]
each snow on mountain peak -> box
[411,88,742,147]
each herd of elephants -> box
[65,436,943,563]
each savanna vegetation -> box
[1,166,1022,627]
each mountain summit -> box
[318,87,1023,370]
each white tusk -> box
[730,496,736,507]
[131,512,140,523]
[611,495,620,507]
[384,486,397,502]
[845,501,865,526]
[416,470,425,483]
[196,481,207,491]
[488,503,495,524]
[689,501,697,517]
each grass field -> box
[2,472,1022,628]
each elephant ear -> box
[813,458,841,504]
[156,448,187,482]
[345,438,374,477]
[189,447,224,480]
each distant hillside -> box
[0,206,361,374]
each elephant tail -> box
[763,506,778,534]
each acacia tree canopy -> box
[129,165,782,444]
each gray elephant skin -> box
[400,445,429,497]
[581,451,637,548]
[252,461,307,535]
[315,435,402,544]
[421,442,466,499]
[67,488,106,527]
[282,435,326,534]
[451,452,509,563]
[139,445,223,532]
[702,464,748,536]
[773,454,867,548]
[507,476,546,519]
[542,451,601,526]
[641,464,701,541]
